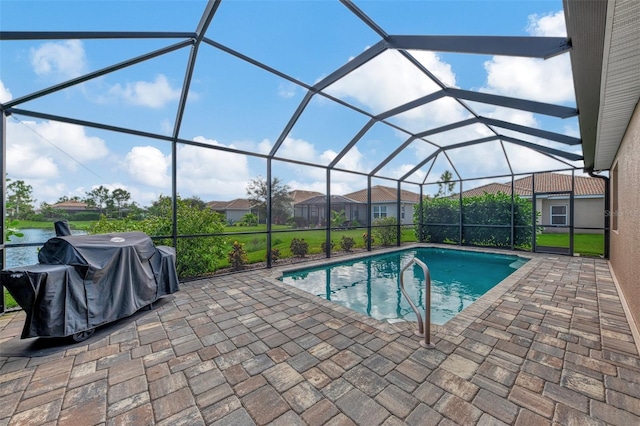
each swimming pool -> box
[281,247,528,325]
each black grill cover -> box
[2,231,179,338]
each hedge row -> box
[413,192,534,247]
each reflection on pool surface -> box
[281,247,527,325]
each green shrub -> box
[340,235,355,252]
[228,241,248,271]
[321,240,335,252]
[413,192,534,247]
[373,216,398,246]
[290,237,309,257]
[270,248,280,263]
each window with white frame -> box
[373,205,387,219]
[550,205,568,225]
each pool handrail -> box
[400,257,435,349]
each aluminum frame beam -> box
[479,117,582,145]
[0,31,196,40]
[445,88,578,118]
[3,40,193,109]
[387,35,571,59]
[500,135,583,161]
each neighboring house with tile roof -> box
[50,200,100,216]
[457,173,605,234]
[343,185,422,225]
[207,198,253,224]
[293,194,366,227]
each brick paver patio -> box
[1,247,639,425]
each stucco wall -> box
[610,101,640,329]
[539,198,604,234]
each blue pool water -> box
[281,248,527,325]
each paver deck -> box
[1,247,640,425]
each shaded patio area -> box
[1,248,639,425]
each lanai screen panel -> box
[1,0,585,241]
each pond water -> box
[4,228,87,268]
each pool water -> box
[281,248,527,325]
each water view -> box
[4,228,87,268]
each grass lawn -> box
[14,220,95,231]
[536,233,604,256]
[217,226,417,268]
[4,290,17,310]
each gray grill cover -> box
[2,231,179,338]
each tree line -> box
[5,179,137,221]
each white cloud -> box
[330,146,366,173]
[7,119,109,179]
[527,11,567,37]
[325,49,459,124]
[276,135,321,163]
[122,146,171,188]
[177,136,251,198]
[278,82,296,98]
[30,40,86,79]
[0,80,12,102]
[479,11,573,104]
[110,74,181,108]
[481,55,574,104]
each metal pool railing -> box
[399,257,435,349]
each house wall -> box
[538,198,604,234]
[226,210,249,223]
[610,102,640,330]
[372,202,415,225]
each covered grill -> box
[1,231,179,340]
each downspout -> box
[587,169,610,259]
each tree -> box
[246,176,293,225]
[84,185,111,216]
[40,201,69,220]
[436,170,456,198]
[239,212,258,226]
[111,188,131,218]
[55,195,82,203]
[331,209,346,228]
[7,179,35,219]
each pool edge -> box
[264,243,544,339]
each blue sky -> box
[0,0,580,207]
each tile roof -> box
[458,173,604,198]
[343,185,421,203]
[289,190,324,204]
[294,195,363,205]
[207,198,252,210]
[51,200,90,209]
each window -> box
[550,205,567,225]
[373,205,387,219]
[401,204,405,220]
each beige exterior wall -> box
[610,102,640,329]
[538,198,604,234]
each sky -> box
[0,0,581,207]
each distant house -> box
[457,173,605,234]
[207,198,253,224]
[293,194,366,227]
[343,185,422,225]
[50,200,100,216]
